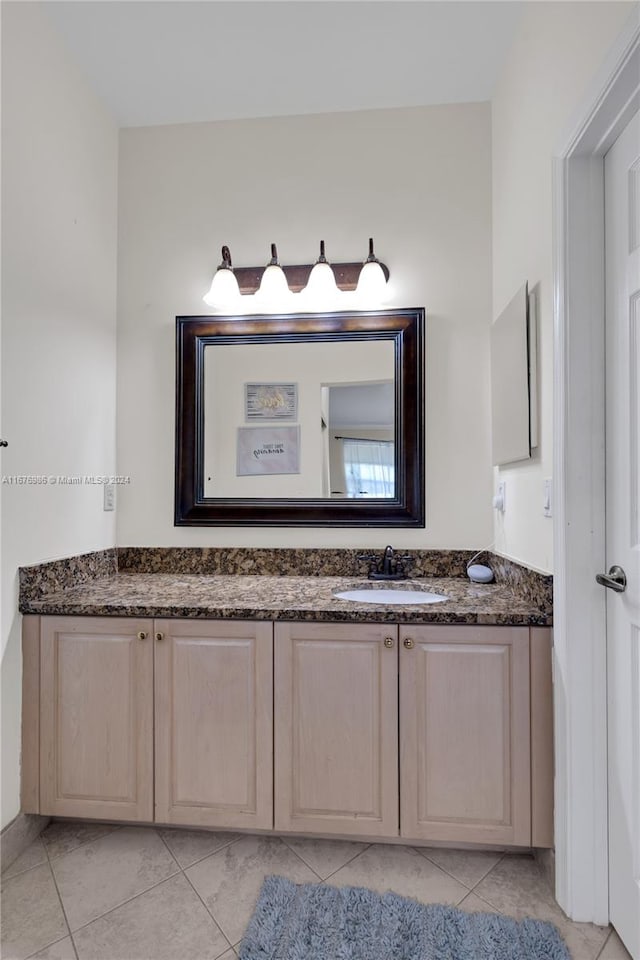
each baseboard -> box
[1,812,50,873]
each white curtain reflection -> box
[342,439,395,498]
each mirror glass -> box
[203,339,395,499]
[175,309,424,527]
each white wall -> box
[117,103,494,550]
[491,1,634,573]
[0,3,118,828]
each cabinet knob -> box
[155,632,164,642]
[403,637,414,649]
[137,631,147,641]
[383,637,394,648]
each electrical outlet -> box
[543,478,552,517]
[492,480,506,513]
[103,483,115,512]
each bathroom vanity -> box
[19,555,554,852]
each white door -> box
[604,108,640,959]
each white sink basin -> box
[333,589,448,606]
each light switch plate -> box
[103,483,115,512]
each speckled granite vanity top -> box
[19,549,553,626]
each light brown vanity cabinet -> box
[39,616,154,821]
[273,622,537,846]
[154,618,273,830]
[399,625,532,845]
[274,622,399,837]
[26,615,552,848]
[35,616,273,830]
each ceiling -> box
[41,1,523,128]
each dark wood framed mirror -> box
[175,308,424,526]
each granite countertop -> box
[19,572,552,625]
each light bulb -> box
[256,243,293,309]
[203,245,240,308]
[356,237,388,305]
[301,241,341,308]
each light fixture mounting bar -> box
[232,260,390,295]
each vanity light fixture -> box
[202,239,390,308]
[202,245,240,308]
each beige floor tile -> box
[41,822,119,861]
[474,855,609,960]
[417,846,503,889]
[599,930,634,959]
[555,936,608,960]
[458,890,500,914]
[0,863,68,960]
[1,828,623,960]
[186,835,317,946]
[72,874,229,960]
[328,843,468,905]
[280,837,368,880]
[51,827,178,932]
[2,839,48,880]
[157,827,239,868]
[28,936,77,960]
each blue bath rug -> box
[238,875,571,960]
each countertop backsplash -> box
[18,547,118,602]
[116,546,474,579]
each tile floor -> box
[0,820,632,960]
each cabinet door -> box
[400,625,531,845]
[275,622,398,837]
[154,619,273,830]
[40,616,154,821]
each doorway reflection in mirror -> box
[322,382,395,497]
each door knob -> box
[595,565,627,593]
[403,637,414,649]
[383,637,394,648]
[137,631,148,641]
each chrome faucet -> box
[357,545,415,581]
